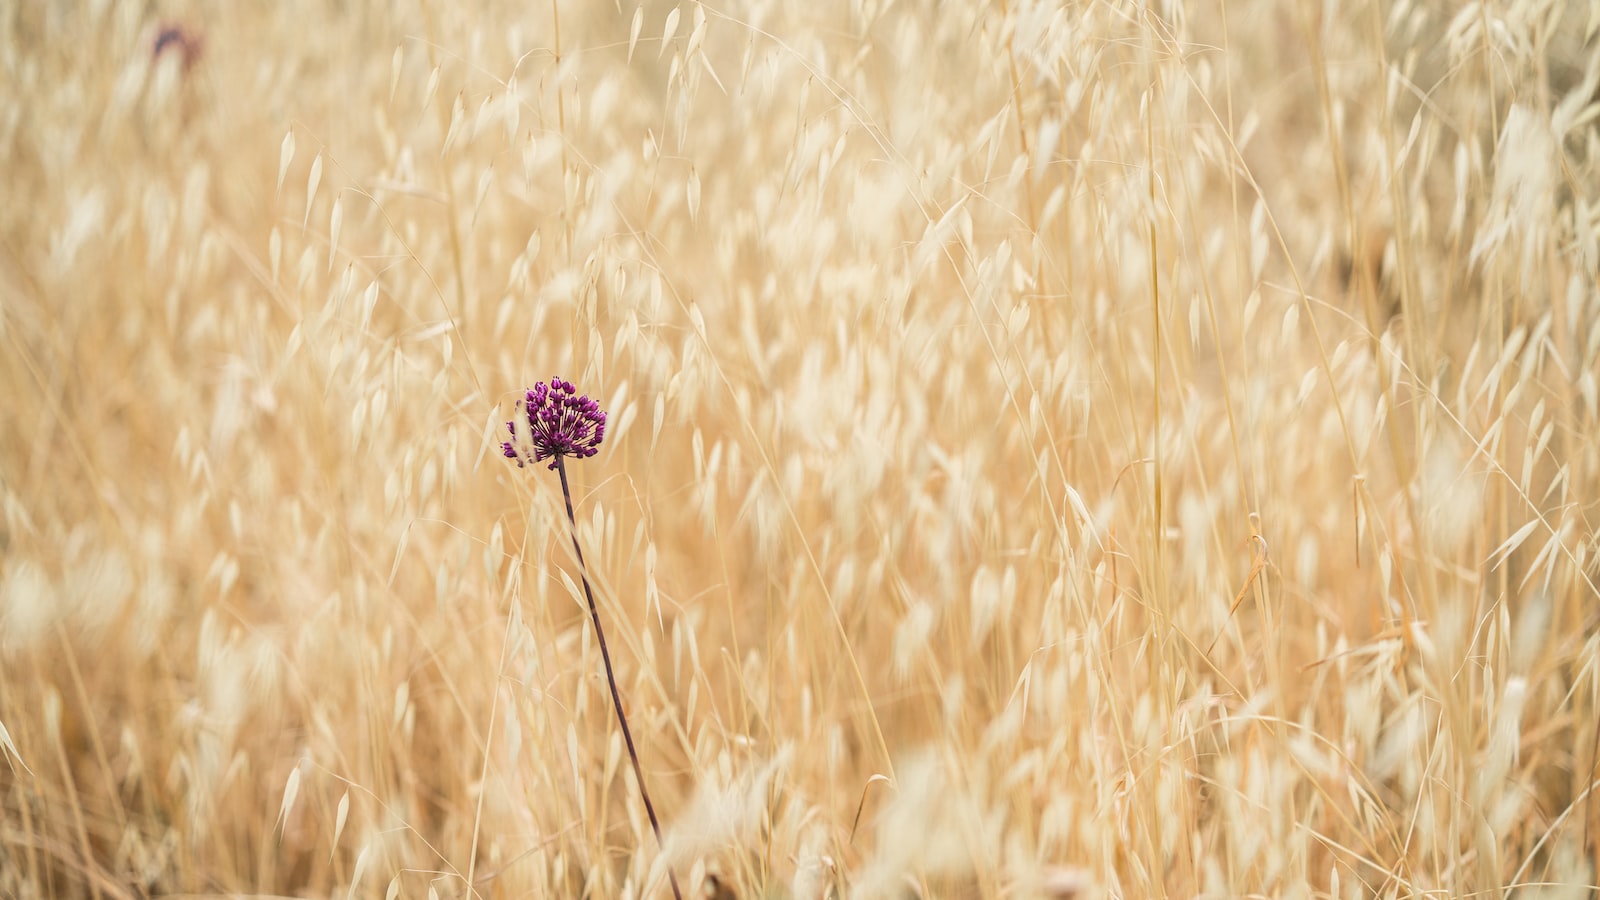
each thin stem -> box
[556,457,682,900]
[464,608,512,898]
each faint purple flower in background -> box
[152,22,204,71]
[501,377,606,470]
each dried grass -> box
[3,0,1600,896]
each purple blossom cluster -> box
[502,377,607,470]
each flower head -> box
[502,377,607,470]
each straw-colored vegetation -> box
[4,0,1599,896]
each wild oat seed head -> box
[502,377,606,470]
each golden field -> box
[3,0,1599,896]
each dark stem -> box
[556,457,683,900]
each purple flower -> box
[502,377,607,470]
[499,376,676,898]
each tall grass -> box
[2,0,1598,896]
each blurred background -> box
[2,0,1598,896]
